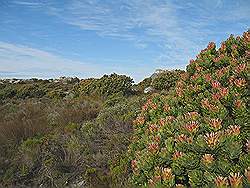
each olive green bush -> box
[134,70,184,94]
[76,73,134,97]
[151,70,185,91]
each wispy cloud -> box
[44,0,249,64]
[0,41,98,78]
[11,0,46,8]
[0,41,150,81]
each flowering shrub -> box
[129,31,250,187]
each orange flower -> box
[213,54,225,63]
[235,63,246,74]
[220,42,226,51]
[210,118,222,130]
[148,179,154,187]
[196,66,203,72]
[216,68,224,77]
[204,132,220,147]
[149,124,159,133]
[176,87,183,97]
[185,121,199,133]
[189,59,195,64]
[243,31,250,42]
[148,143,159,153]
[215,176,228,187]
[212,93,221,101]
[228,76,235,85]
[207,42,216,50]
[201,98,210,109]
[173,151,184,160]
[213,57,221,63]
[202,154,214,165]
[191,73,199,80]
[176,134,187,142]
[212,80,221,89]
[175,134,192,143]
[228,172,243,188]
[159,118,166,127]
[151,103,158,110]
[162,168,174,181]
[154,135,161,143]
[142,104,148,111]
[235,99,243,109]
[220,87,229,97]
[131,160,137,170]
[164,104,171,112]
[234,78,246,87]
[176,81,184,88]
[247,50,250,57]
[133,116,145,125]
[185,111,199,120]
[205,73,212,82]
[210,104,219,112]
[154,175,161,182]
[166,116,175,122]
[226,125,240,136]
[144,99,158,110]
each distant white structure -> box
[14,80,21,84]
[144,86,155,94]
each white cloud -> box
[46,0,248,65]
[11,0,45,8]
[0,41,151,82]
[0,41,99,78]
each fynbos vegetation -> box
[0,31,249,187]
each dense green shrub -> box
[0,85,17,101]
[151,70,185,91]
[134,70,184,94]
[128,31,250,187]
[135,77,153,93]
[77,73,134,97]
[0,78,79,102]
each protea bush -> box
[128,31,250,187]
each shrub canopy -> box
[129,31,250,187]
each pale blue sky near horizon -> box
[0,0,249,82]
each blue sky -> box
[0,0,249,82]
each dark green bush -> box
[77,73,134,97]
[151,70,184,91]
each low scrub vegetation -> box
[0,31,249,187]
